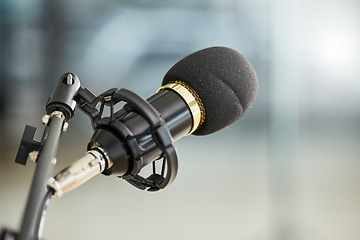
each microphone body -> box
[48,46,258,197]
[88,88,193,176]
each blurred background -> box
[1,0,359,239]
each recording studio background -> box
[1,0,359,240]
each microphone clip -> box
[78,87,178,191]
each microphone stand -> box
[18,112,65,240]
[1,73,80,240]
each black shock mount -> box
[76,86,178,191]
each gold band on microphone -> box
[157,81,205,135]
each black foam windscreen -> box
[162,46,258,136]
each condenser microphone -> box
[48,46,258,197]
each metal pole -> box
[18,112,65,240]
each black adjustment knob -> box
[15,125,41,165]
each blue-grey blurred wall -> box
[1,0,359,240]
